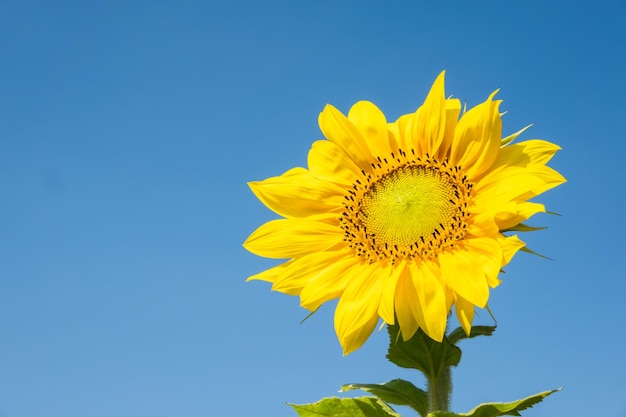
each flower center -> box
[339,151,471,263]
[360,165,457,247]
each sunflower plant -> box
[244,72,565,416]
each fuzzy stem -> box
[427,366,452,412]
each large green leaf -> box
[427,389,560,417]
[447,326,496,346]
[387,325,461,381]
[289,396,401,417]
[341,379,428,417]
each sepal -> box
[447,325,496,345]
[501,223,547,233]
[520,246,553,260]
[386,325,461,381]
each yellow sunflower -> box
[244,72,565,355]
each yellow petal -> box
[308,140,361,186]
[475,140,563,199]
[462,238,503,287]
[450,91,502,179]
[436,98,461,159]
[246,261,290,284]
[299,252,361,311]
[243,218,342,259]
[334,263,383,355]
[318,104,372,170]
[249,167,344,218]
[394,263,419,341]
[271,250,351,297]
[409,261,448,341]
[439,244,489,308]
[474,165,566,204]
[497,139,562,167]
[499,234,525,266]
[378,262,404,325]
[389,112,416,153]
[455,294,475,335]
[348,101,393,158]
[466,211,500,238]
[413,71,447,157]
[493,201,546,230]
[386,125,401,158]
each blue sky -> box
[1,1,625,416]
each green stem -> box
[427,366,451,412]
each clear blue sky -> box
[1,1,625,416]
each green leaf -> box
[341,379,428,417]
[289,396,401,417]
[386,325,461,381]
[427,389,560,417]
[501,223,547,233]
[447,326,496,346]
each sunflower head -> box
[244,72,565,355]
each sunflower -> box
[244,72,565,355]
